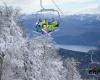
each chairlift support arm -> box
[39,0,61,21]
[40,0,44,9]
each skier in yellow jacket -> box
[41,19,48,34]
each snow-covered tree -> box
[64,58,82,80]
[0,6,67,80]
[0,5,83,80]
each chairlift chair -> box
[87,50,100,77]
[34,0,61,35]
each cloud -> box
[0,0,100,15]
[59,0,100,15]
[73,3,100,14]
[61,0,93,4]
[0,0,40,14]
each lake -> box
[56,45,98,52]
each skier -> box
[47,19,59,32]
[35,18,59,35]
[41,19,48,34]
[36,19,42,32]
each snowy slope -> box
[0,6,82,80]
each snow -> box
[0,6,83,80]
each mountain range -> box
[20,14,100,47]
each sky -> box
[0,0,100,15]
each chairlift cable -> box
[50,0,65,25]
[51,0,64,15]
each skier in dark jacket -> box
[36,19,42,32]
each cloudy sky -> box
[0,0,100,15]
